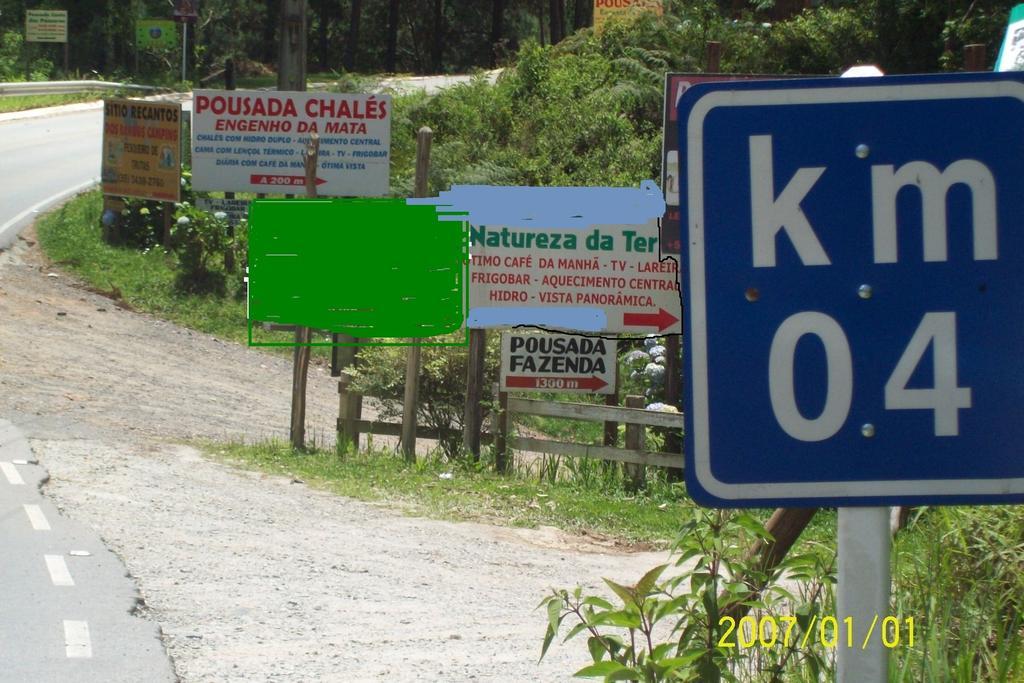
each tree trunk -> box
[431,0,445,73]
[316,0,329,71]
[573,0,590,30]
[537,0,546,46]
[263,0,280,63]
[343,0,361,71]
[490,0,505,67]
[548,0,564,44]
[386,0,400,73]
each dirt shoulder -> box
[0,228,669,681]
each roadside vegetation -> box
[212,439,690,546]
[0,92,104,113]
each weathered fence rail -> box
[498,396,683,469]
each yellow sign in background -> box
[593,0,663,32]
[25,9,67,43]
[101,99,182,202]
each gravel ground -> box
[0,227,671,681]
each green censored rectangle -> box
[247,198,468,346]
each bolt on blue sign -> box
[679,72,1024,507]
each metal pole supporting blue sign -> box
[679,72,1024,509]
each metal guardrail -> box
[0,80,167,96]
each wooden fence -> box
[493,392,683,470]
[336,373,683,475]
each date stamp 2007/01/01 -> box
[718,615,915,650]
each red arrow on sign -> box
[623,307,679,332]
[249,174,327,187]
[505,375,608,391]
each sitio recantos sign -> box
[25,9,67,43]
[190,90,391,196]
[101,99,182,202]
[501,331,617,394]
[469,218,681,335]
[593,0,663,32]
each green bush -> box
[0,31,53,81]
[349,331,501,460]
[540,509,835,681]
[170,201,231,294]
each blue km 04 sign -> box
[679,73,1024,507]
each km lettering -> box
[749,134,998,267]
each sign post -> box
[678,71,1024,678]
[25,10,68,72]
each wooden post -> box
[304,134,320,195]
[289,326,312,450]
[162,202,174,248]
[705,41,722,73]
[663,334,683,479]
[624,395,646,490]
[401,126,433,463]
[463,328,487,460]
[964,43,987,72]
[603,360,619,447]
[224,61,237,273]
[401,342,422,462]
[337,371,363,452]
[224,57,236,89]
[492,382,509,473]
[287,134,320,451]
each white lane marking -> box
[23,504,51,530]
[45,555,74,586]
[63,620,92,659]
[0,462,25,485]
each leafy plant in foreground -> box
[539,509,835,682]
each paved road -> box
[0,105,102,249]
[0,103,181,681]
[0,420,174,682]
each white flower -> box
[214,211,227,220]
[176,216,190,225]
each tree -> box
[573,0,590,30]
[490,0,505,66]
[548,0,565,43]
[343,0,361,71]
[386,0,399,72]
[314,0,330,70]
[262,0,279,62]
[431,0,445,73]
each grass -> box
[36,191,252,343]
[34,190,307,352]
[888,505,1024,682]
[210,439,692,546]
[0,92,103,113]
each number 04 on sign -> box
[680,72,1024,507]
